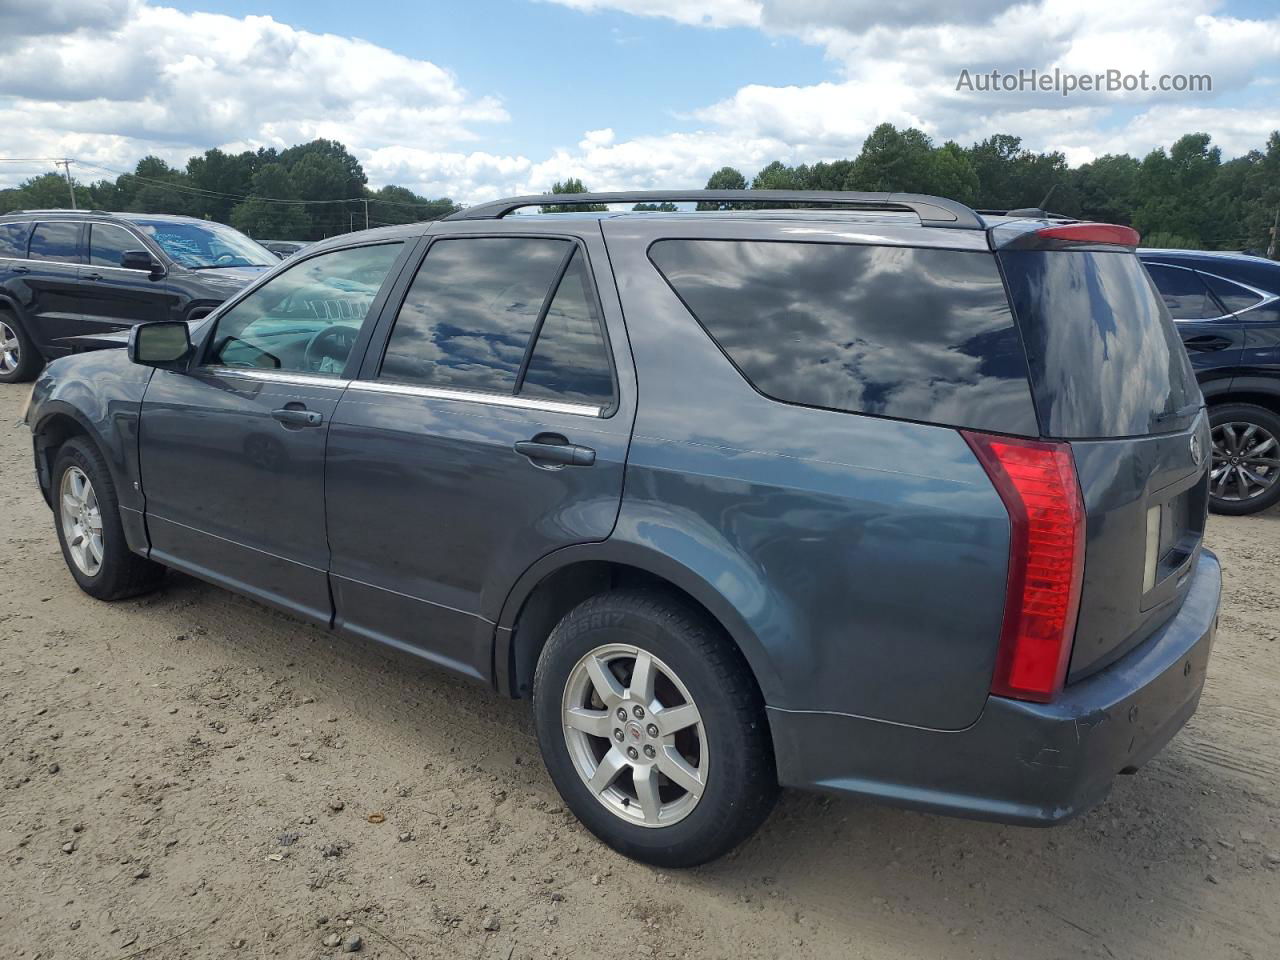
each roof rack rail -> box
[445,190,986,230]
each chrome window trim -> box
[0,216,160,271]
[201,365,351,389]
[1146,260,1279,322]
[347,379,603,418]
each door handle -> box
[13,265,30,274]
[271,407,323,427]
[514,434,596,467]
[1183,335,1234,352]
[83,272,105,281]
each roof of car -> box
[0,209,224,226]
[1139,248,1277,265]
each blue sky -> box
[2,0,1279,201]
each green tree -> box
[1070,154,1141,223]
[541,178,606,213]
[229,164,310,239]
[847,124,937,193]
[1133,133,1222,247]
[632,201,679,211]
[704,166,747,190]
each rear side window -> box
[1200,273,1265,315]
[380,237,614,407]
[28,222,82,263]
[89,223,144,268]
[1000,250,1199,438]
[1144,263,1218,320]
[649,239,1037,435]
[0,221,31,258]
[520,251,614,405]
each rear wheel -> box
[52,437,165,599]
[1208,403,1280,516]
[533,589,777,867]
[0,312,42,383]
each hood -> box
[190,264,273,287]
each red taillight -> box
[1034,223,1140,247]
[963,431,1086,703]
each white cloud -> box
[0,2,506,191]
[4,0,1279,205]
[537,0,761,28]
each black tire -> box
[533,588,777,867]
[51,437,165,600]
[0,310,43,384]
[1208,403,1280,516]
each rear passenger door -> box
[325,228,635,681]
[23,221,87,351]
[1144,261,1243,392]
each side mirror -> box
[128,321,192,371]
[120,250,162,274]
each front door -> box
[325,230,635,681]
[139,239,411,623]
[76,222,174,332]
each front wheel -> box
[52,438,165,600]
[533,589,777,867]
[1208,403,1280,516]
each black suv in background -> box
[0,210,276,383]
[1141,249,1280,514]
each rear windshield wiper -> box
[1150,402,1203,426]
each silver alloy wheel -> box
[561,643,708,828]
[60,466,104,576]
[1211,421,1280,502]
[0,320,19,374]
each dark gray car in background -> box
[20,191,1221,866]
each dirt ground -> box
[1,382,1278,960]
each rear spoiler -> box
[991,221,1141,252]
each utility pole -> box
[1268,204,1279,261]
[56,159,76,209]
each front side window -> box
[1144,264,1218,320]
[89,223,146,268]
[131,219,276,269]
[28,222,81,264]
[205,242,403,376]
[380,237,614,407]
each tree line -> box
[0,139,459,240]
[2,125,1278,254]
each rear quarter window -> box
[648,239,1038,435]
[0,221,31,259]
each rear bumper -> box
[770,548,1221,825]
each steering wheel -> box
[303,325,360,373]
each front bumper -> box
[769,548,1221,825]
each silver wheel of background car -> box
[60,466,104,576]
[0,320,19,374]
[1211,421,1280,502]
[561,642,708,828]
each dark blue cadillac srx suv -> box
[19,191,1221,866]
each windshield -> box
[131,219,276,269]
